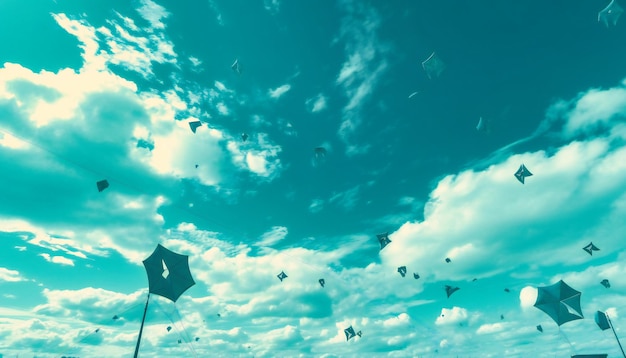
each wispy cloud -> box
[136,0,170,30]
[305,93,328,113]
[256,226,288,247]
[268,84,291,99]
[264,0,281,14]
[335,1,388,155]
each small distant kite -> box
[112,315,119,320]
[600,279,611,288]
[241,133,249,142]
[599,0,623,27]
[277,271,288,282]
[356,330,362,337]
[583,242,600,255]
[422,52,445,79]
[500,314,504,320]
[189,121,202,133]
[476,117,490,133]
[514,164,533,184]
[319,278,325,287]
[445,258,451,263]
[445,285,460,298]
[96,179,109,192]
[195,337,200,342]
[166,326,172,332]
[344,326,357,341]
[534,280,583,326]
[504,288,511,293]
[377,233,391,250]
[536,324,543,333]
[314,147,327,158]
[413,273,420,279]
[231,59,242,75]
[397,266,407,277]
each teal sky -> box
[1,0,626,357]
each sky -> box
[0,0,626,357]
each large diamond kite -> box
[534,280,583,326]
[143,244,195,302]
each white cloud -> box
[306,93,327,113]
[39,253,75,266]
[136,0,170,30]
[476,322,505,335]
[0,267,25,282]
[263,0,281,14]
[256,226,288,247]
[268,84,291,99]
[435,306,469,326]
[309,199,324,213]
[335,3,388,155]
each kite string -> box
[151,299,198,358]
[58,293,148,357]
[558,326,576,355]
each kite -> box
[445,258,451,263]
[319,278,325,287]
[476,117,491,133]
[217,313,221,318]
[112,315,119,320]
[595,311,611,331]
[534,280,583,326]
[500,314,504,320]
[377,232,391,250]
[231,59,242,75]
[583,242,600,255]
[344,326,356,341]
[136,244,195,357]
[189,121,202,133]
[594,311,625,357]
[422,52,445,79]
[445,285,460,298]
[536,325,543,333]
[413,273,420,279]
[195,337,200,342]
[241,133,249,142]
[96,180,109,192]
[277,271,288,282]
[514,164,533,184]
[397,266,407,277]
[314,147,327,158]
[143,244,195,302]
[356,330,362,337]
[599,0,623,27]
[166,326,172,332]
[504,288,511,293]
[600,279,611,288]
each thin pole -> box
[607,313,626,358]
[133,294,151,358]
